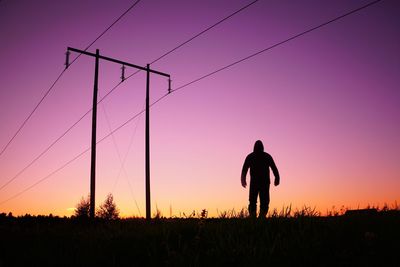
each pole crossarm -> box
[67,47,170,77]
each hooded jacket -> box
[241,140,280,184]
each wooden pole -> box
[145,64,151,220]
[90,49,99,219]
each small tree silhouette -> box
[75,195,90,218]
[97,193,119,220]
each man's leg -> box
[248,181,258,218]
[259,183,270,218]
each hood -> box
[253,140,264,153]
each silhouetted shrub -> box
[96,193,119,220]
[74,195,90,218]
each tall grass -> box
[150,203,400,220]
[0,205,399,266]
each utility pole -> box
[145,64,151,220]
[90,49,99,219]
[66,47,171,220]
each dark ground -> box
[0,211,399,266]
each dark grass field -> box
[0,211,399,266]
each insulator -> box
[121,65,126,82]
[168,78,172,94]
[65,51,70,69]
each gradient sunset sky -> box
[0,0,399,217]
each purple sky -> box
[0,0,399,217]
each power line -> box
[68,0,142,66]
[111,0,261,98]
[0,0,382,205]
[0,82,123,191]
[100,93,142,216]
[0,70,66,158]
[83,1,141,57]
[113,0,259,89]
[171,0,383,94]
[0,0,142,159]
[0,147,91,206]
[150,0,259,63]
[0,0,258,191]
[146,1,384,100]
[0,112,144,207]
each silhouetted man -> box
[241,140,280,218]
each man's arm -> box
[241,156,250,188]
[270,156,280,186]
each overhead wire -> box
[96,0,261,106]
[113,117,143,217]
[0,84,125,192]
[99,93,143,216]
[0,0,382,205]
[170,0,383,94]
[0,0,142,159]
[0,112,144,206]
[0,70,66,159]
[0,147,91,206]
[68,0,142,66]
[150,0,259,64]
[0,0,259,191]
